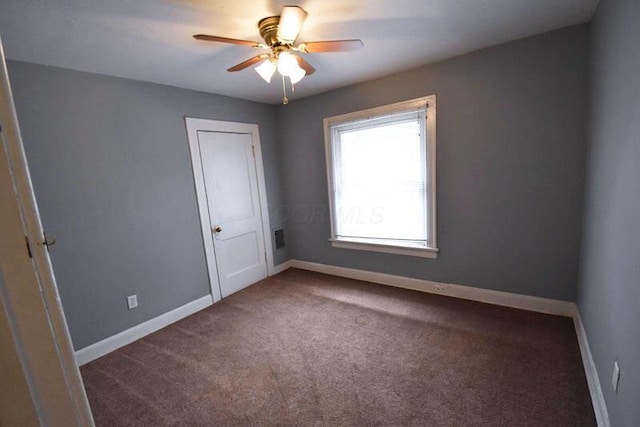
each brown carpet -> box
[81,268,596,426]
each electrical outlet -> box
[432,284,446,293]
[612,361,620,392]
[127,294,138,310]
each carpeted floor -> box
[81,268,596,426]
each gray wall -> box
[578,0,640,425]
[277,25,589,301]
[8,61,286,349]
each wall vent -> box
[274,228,285,250]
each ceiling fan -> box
[194,5,363,104]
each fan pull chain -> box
[281,74,289,105]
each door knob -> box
[213,226,222,233]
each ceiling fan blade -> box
[194,34,260,47]
[227,54,269,72]
[277,6,308,44]
[296,56,316,76]
[299,39,364,53]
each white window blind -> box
[326,100,435,252]
[333,110,428,247]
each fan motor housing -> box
[258,16,281,46]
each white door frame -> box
[0,36,94,425]
[185,118,275,303]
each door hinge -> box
[25,236,32,259]
[251,145,255,157]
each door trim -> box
[185,118,275,303]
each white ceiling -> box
[0,0,598,104]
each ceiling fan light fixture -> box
[255,59,276,83]
[276,52,298,76]
[277,6,308,44]
[288,64,306,84]
[193,5,363,102]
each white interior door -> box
[197,130,268,298]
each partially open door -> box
[0,34,94,426]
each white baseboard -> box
[75,295,213,366]
[573,312,610,427]
[288,260,576,317]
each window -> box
[324,96,437,258]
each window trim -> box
[323,95,438,258]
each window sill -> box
[330,238,439,259]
